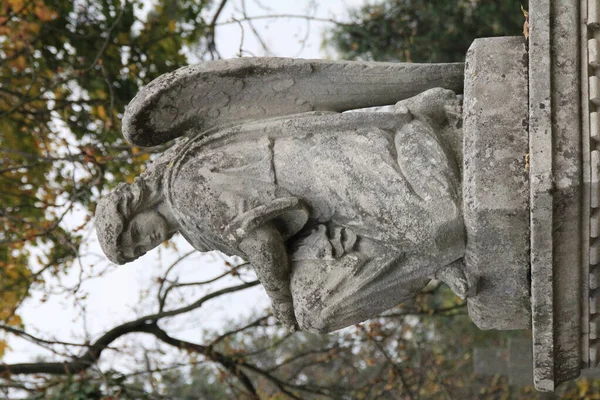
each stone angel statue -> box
[95,58,471,332]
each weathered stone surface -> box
[122,58,464,147]
[463,37,530,330]
[547,0,581,387]
[95,28,591,391]
[528,0,555,392]
[96,62,470,333]
[529,0,583,391]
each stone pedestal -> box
[463,37,530,330]
[463,0,586,392]
[529,0,582,391]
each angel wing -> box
[122,57,464,147]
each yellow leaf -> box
[6,314,21,327]
[521,5,529,40]
[97,105,107,120]
[168,20,176,32]
[578,379,590,397]
[26,21,41,35]
[136,153,150,162]
[0,340,8,359]
[15,55,26,70]
[8,0,25,11]
[94,89,108,100]
[35,3,56,22]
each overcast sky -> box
[5,0,367,368]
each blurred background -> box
[4,0,594,398]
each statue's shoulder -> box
[172,111,340,152]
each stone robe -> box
[164,110,464,332]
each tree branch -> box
[159,262,250,311]
[206,0,229,59]
[147,325,259,399]
[0,281,259,376]
[216,14,356,28]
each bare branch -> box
[0,281,259,376]
[266,345,347,373]
[241,0,271,55]
[216,14,355,28]
[245,330,293,357]
[359,325,415,400]
[0,323,95,349]
[206,0,229,59]
[148,325,259,399]
[156,250,196,311]
[210,314,270,347]
[159,262,250,310]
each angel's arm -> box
[239,222,297,330]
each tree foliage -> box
[0,0,212,344]
[327,0,527,63]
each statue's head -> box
[95,154,175,264]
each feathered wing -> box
[122,57,464,147]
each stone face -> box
[462,37,530,330]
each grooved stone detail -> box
[590,39,600,67]
[591,112,599,141]
[529,0,582,391]
[590,0,600,27]
[590,0,600,371]
[591,76,600,105]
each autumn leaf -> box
[15,55,26,70]
[7,0,25,12]
[521,5,529,40]
[34,2,56,22]
[97,104,107,120]
[0,340,8,359]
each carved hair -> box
[95,147,176,264]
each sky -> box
[4,0,368,370]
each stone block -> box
[463,37,530,330]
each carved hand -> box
[271,300,298,331]
[239,222,298,330]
